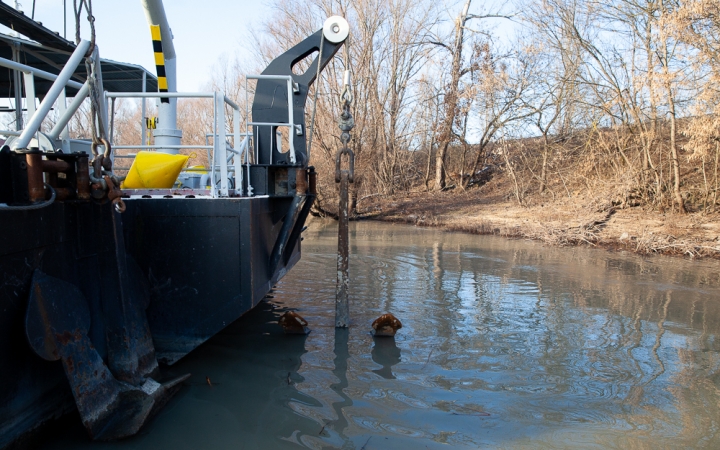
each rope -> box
[73,0,112,177]
[0,184,56,210]
[73,0,95,56]
[306,32,325,164]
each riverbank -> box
[354,186,720,259]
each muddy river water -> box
[44,220,720,449]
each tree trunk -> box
[540,134,549,193]
[434,0,471,190]
[668,99,685,213]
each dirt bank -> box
[353,186,720,259]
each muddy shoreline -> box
[341,189,720,259]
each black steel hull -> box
[0,194,310,448]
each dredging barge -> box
[0,1,349,446]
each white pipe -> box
[107,92,214,98]
[112,144,212,149]
[57,89,68,140]
[234,109,242,195]
[141,71,147,146]
[215,91,228,196]
[247,75,293,81]
[22,72,36,119]
[48,81,90,140]
[141,0,176,58]
[0,56,85,90]
[224,95,239,110]
[14,39,90,149]
[141,0,180,154]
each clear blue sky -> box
[23,0,273,91]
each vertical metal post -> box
[233,109,243,195]
[109,97,116,147]
[210,94,217,198]
[335,71,355,328]
[215,91,228,197]
[58,89,68,140]
[23,72,36,120]
[12,45,23,131]
[56,87,69,153]
[286,78,296,164]
[141,71,147,147]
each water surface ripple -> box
[44,221,720,449]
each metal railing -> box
[0,56,298,199]
[245,74,299,165]
[0,39,91,153]
[106,91,248,198]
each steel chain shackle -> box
[335,70,354,328]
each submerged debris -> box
[371,313,402,337]
[279,311,310,334]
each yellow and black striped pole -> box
[150,24,169,104]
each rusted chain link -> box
[335,70,354,328]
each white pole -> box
[141,71,147,146]
[141,0,181,154]
[13,39,91,150]
[23,72,36,120]
[233,108,242,195]
[216,91,228,197]
[0,56,85,90]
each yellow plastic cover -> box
[122,151,189,189]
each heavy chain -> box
[335,70,354,328]
[335,73,355,183]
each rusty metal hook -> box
[104,175,125,214]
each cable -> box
[0,183,56,210]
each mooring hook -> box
[113,197,126,213]
[104,175,126,214]
[335,147,355,183]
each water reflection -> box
[329,329,353,448]
[41,302,322,450]
[39,220,720,449]
[371,338,401,380]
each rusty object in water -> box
[279,311,310,334]
[206,376,213,387]
[371,313,403,337]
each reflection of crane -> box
[330,329,354,448]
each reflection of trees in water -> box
[409,227,720,440]
[293,222,720,445]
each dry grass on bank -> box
[353,177,720,259]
